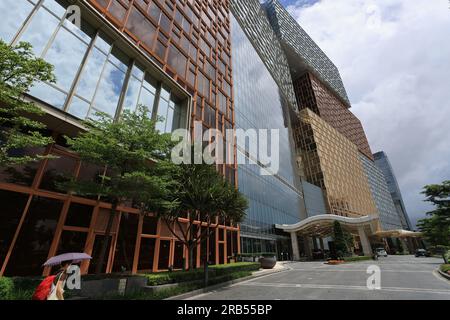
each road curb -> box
[165,266,291,300]
[437,269,450,281]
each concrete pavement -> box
[187,255,450,300]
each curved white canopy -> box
[276,214,378,232]
[275,214,379,237]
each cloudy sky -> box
[280,0,450,228]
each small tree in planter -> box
[62,106,175,274]
[396,238,405,255]
[332,221,349,259]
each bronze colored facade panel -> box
[294,73,373,161]
[86,0,237,182]
[294,109,377,218]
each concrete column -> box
[290,232,300,261]
[358,226,373,256]
[319,238,325,251]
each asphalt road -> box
[188,255,450,300]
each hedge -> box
[144,262,260,286]
[441,264,450,273]
[0,277,14,300]
[0,277,41,300]
[342,256,372,262]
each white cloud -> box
[287,0,450,227]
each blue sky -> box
[281,0,450,228]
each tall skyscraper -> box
[0,0,411,277]
[374,152,413,230]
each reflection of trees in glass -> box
[2,165,38,186]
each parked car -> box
[376,248,388,257]
[415,249,431,257]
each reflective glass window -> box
[0,190,29,267]
[0,0,35,44]
[138,238,155,271]
[5,196,63,276]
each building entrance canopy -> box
[276,214,380,238]
[372,230,422,239]
[276,214,422,260]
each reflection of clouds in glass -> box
[138,86,156,114]
[19,7,59,56]
[67,96,90,119]
[232,15,295,185]
[45,27,89,91]
[0,0,34,44]
[76,48,108,101]
[123,76,141,112]
[43,0,66,18]
[30,82,67,109]
[92,62,126,117]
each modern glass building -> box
[0,0,413,277]
[231,13,305,258]
[374,152,413,230]
[0,0,240,277]
[360,155,403,231]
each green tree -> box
[417,181,450,263]
[155,160,248,276]
[332,221,349,258]
[62,106,175,274]
[0,41,55,165]
[395,238,405,255]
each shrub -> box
[441,264,450,273]
[444,250,450,264]
[0,277,44,300]
[209,262,260,276]
[144,262,260,286]
[0,277,14,300]
[342,256,372,262]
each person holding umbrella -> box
[32,253,92,301]
[47,260,72,300]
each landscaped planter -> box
[259,256,276,269]
[326,260,345,265]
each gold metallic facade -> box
[294,109,377,218]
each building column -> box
[319,238,325,251]
[358,226,373,256]
[290,232,300,261]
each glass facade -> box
[374,152,412,230]
[2,0,186,131]
[0,0,240,277]
[231,15,303,251]
[360,155,403,231]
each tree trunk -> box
[96,200,118,275]
[188,244,195,271]
[203,227,210,288]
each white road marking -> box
[289,269,433,273]
[237,282,450,295]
